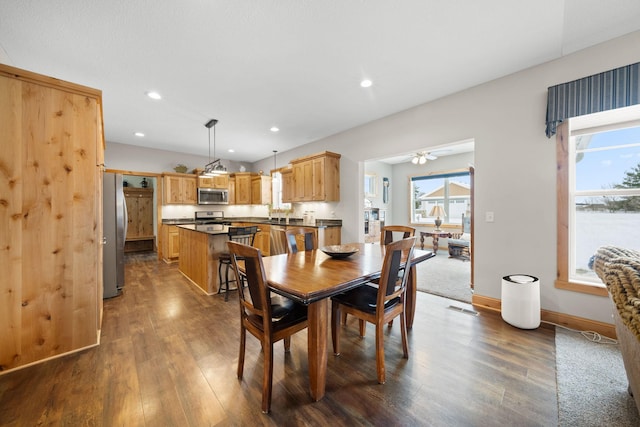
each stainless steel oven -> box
[197,188,229,205]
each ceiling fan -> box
[411,151,438,164]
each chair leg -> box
[331,301,341,355]
[224,263,231,301]
[283,336,291,352]
[262,340,274,414]
[400,312,409,358]
[375,320,386,384]
[237,325,246,379]
[218,262,224,295]
[359,319,366,337]
[341,312,347,325]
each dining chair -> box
[285,226,318,253]
[380,225,415,245]
[346,224,416,335]
[227,241,308,413]
[218,226,258,301]
[331,237,416,384]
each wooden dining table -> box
[260,242,434,401]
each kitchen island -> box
[177,224,232,295]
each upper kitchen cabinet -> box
[228,175,236,204]
[233,172,252,204]
[197,174,229,189]
[0,64,104,372]
[251,175,272,205]
[291,151,341,202]
[281,167,293,203]
[163,172,197,204]
[231,172,271,204]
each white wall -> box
[107,30,640,324]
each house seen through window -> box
[410,170,470,226]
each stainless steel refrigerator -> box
[103,172,127,298]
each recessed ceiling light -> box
[146,91,162,100]
[360,79,372,88]
[134,132,145,137]
[228,149,235,153]
[270,126,279,132]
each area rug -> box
[555,327,640,426]
[415,250,472,303]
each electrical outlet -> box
[486,211,494,222]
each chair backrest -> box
[227,241,273,330]
[380,225,415,245]
[228,226,258,246]
[285,227,318,253]
[377,237,416,311]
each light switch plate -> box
[486,211,494,222]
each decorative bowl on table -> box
[320,245,359,259]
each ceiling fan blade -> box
[425,153,438,160]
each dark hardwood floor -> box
[0,252,558,426]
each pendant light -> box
[272,150,279,187]
[203,119,227,176]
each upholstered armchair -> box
[448,213,471,261]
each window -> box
[410,169,471,226]
[364,173,376,197]
[556,108,640,294]
[271,170,291,212]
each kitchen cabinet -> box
[233,173,252,204]
[251,175,272,205]
[253,223,271,256]
[163,173,197,204]
[124,187,154,252]
[232,222,271,256]
[0,64,103,372]
[162,225,180,261]
[291,151,340,202]
[228,176,236,204]
[281,168,293,203]
[231,172,272,204]
[197,174,229,189]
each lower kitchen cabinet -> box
[162,225,180,261]
[231,222,270,256]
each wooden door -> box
[182,176,197,204]
[312,156,326,200]
[235,174,252,204]
[213,174,229,189]
[164,175,182,204]
[198,176,215,188]
[251,175,271,205]
[281,169,293,202]
[168,227,180,259]
[0,65,102,371]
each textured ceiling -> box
[1,0,640,163]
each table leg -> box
[406,265,417,329]
[307,299,328,401]
[431,235,439,254]
[420,234,425,250]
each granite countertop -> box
[162,218,196,225]
[163,217,342,228]
[228,217,342,228]
[176,224,230,235]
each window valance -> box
[545,62,640,137]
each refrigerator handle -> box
[122,198,128,243]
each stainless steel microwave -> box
[197,188,229,205]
